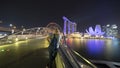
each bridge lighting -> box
[4,34,7,36]
[11,29,14,34]
[1,49,4,52]
[38,28,40,30]
[101,36,104,38]
[25,37,28,40]
[23,28,26,31]
[15,38,18,42]
[13,26,16,29]
[21,31,24,35]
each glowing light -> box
[25,37,28,40]
[23,28,26,31]
[11,29,14,34]
[1,49,4,52]
[15,38,18,42]
[38,28,40,30]
[81,37,84,39]
[106,24,110,27]
[66,38,73,46]
[10,24,13,27]
[13,26,16,29]
[95,35,99,37]
[104,24,118,37]
[73,38,80,46]
[84,33,90,37]
[86,25,105,36]
[70,32,82,38]
[86,39,105,55]
[101,36,104,38]
[63,16,77,35]
[112,24,117,29]
[81,65,83,67]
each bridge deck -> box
[0,38,49,68]
[6,48,48,68]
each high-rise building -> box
[102,24,118,37]
[63,16,77,35]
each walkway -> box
[0,38,49,68]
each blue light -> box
[86,39,105,55]
[86,25,105,36]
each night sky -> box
[0,0,120,32]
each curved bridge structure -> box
[0,23,100,68]
[0,27,50,45]
[0,22,62,45]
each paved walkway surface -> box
[0,38,49,68]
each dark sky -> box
[0,0,120,32]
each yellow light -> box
[15,38,18,42]
[15,42,19,46]
[25,37,28,40]
[81,65,83,67]
[81,37,84,39]
[1,49,4,52]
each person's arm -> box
[57,35,62,48]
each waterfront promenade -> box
[0,38,49,68]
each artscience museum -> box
[86,25,105,37]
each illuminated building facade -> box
[63,16,77,35]
[103,24,118,37]
[86,25,105,36]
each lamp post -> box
[9,24,13,34]
[9,24,16,34]
[11,29,14,34]
[36,27,40,35]
[21,28,25,35]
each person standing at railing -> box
[47,28,61,68]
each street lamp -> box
[21,28,26,35]
[9,24,13,34]
[10,24,13,27]
[11,29,14,34]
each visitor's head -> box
[54,28,60,34]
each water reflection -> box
[67,38,120,62]
[86,39,105,55]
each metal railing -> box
[55,34,97,68]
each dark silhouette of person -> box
[48,34,58,68]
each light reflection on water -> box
[86,39,105,55]
[66,38,120,62]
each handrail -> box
[59,44,80,68]
[55,33,80,68]
[72,50,97,68]
[56,43,97,68]
[55,33,97,68]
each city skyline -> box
[0,0,120,32]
